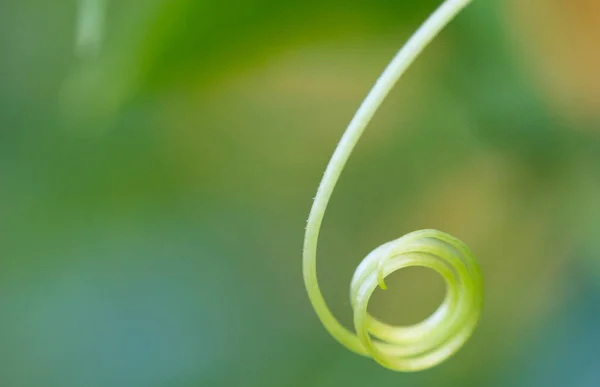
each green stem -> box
[302,0,482,372]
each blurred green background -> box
[1,0,600,386]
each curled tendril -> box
[349,230,483,371]
[302,0,483,372]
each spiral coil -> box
[302,0,481,372]
[349,230,483,371]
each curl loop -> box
[350,229,483,371]
[302,0,482,372]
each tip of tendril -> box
[377,265,388,290]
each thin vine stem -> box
[302,0,482,371]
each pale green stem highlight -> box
[302,0,483,371]
[75,0,107,58]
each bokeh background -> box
[1,0,600,386]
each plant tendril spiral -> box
[302,0,483,372]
